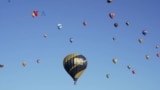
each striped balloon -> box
[63,53,87,85]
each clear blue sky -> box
[0,0,160,90]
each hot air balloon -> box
[112,37,116,41]
[145,55,150,60]
[0,64,4,68]
[142,30,148,36]
[114,22,118,28]
[109,12,115,19]
[126,21,130,26]
[83,21,87,26]
[107,0,112,3]
[57,24,62,30]
[156,53,160,57]
[32,10,38,18]
[106,74,110,79]
[156,45,159,49]
[127,65,131,70]
[43,34,48,38]
[63,53,87,85]
[138,38,143,43]
[69,37,74,43]
[112,58,118,64]
[22,61,27,67]
[36,59,40,64]
[132,70,136,74]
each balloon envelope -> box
[142,30,148,36]
[83,21,87,26]
[22,61,27,67]
[0,64,4,68]
[107,0,112,3]
[109,12,115,19]
[112,58,118,64]
[145,55,150,59]
[106,74,110,78]
[138,38,143,43]
[57,24,62,30]
[63,53,87,85]
[127,65,131,69]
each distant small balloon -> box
[69,37,74,43]
[142,30,148,36]
[112,58,118,64]
[132,70,136,74]
[22,61,27,67]
[156,45,159,49]
[125,21,130,26]
[83,21,87,26]
[127,65,131,70]
[0,64,4,68]
[57,24,62,30]
[32,10,39,18]
[145,55,150,60]
[138,38,143,43]
[43,34,48,38]
[114,22,118,28]
[112,37,116,41]
[106,74,110,78]
[37,59,40,64]
[109,12,115,19]
[107,0,112,3]
[156,53,160,57]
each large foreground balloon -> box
[63,53,87,85]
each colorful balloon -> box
[109,12,115,19]
[36,59,40,64]
[32,10,38,18]
[63,53,87,85]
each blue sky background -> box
[0,0,160,90]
